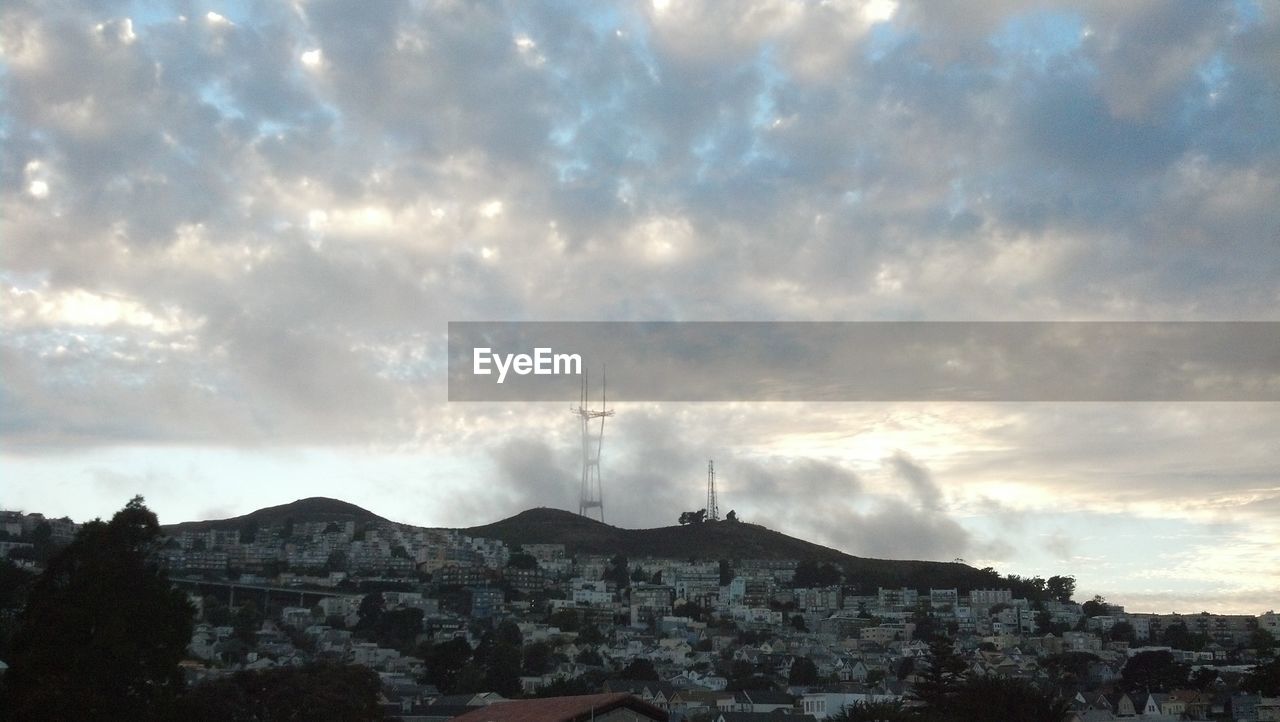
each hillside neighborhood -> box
[1,500,1278,721]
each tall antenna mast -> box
[573,365,614,522]
[706,459,719,521]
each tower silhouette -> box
[573,368,613,522]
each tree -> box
[1041,651,1099,686]
[507,552,537,570]
[603,554,630,588]
[1190,667,1219,691]
[325,549,349,574]
[577,622,605,646]
[1046,575,1076,603]
[483,641,522,697]
[793,560,841,587]
[367,608,425,653]
[619,658,659,681]
[1120,650,1189,693]
[910,635,968,710]
[725,510,738,522]
[940,676,1070,722]
[1242,656,1280,696]
[1081,595,1107,618]
[1108,620,1136,644]
[533,675,601,698]
[576,647,604,666]
[356,592,385,629]
[28,521,52,547]
[523,641,553,675]
[790,614,808,632]
[788,656,820,686]
[678,509,708,525]
[175,663,382,721]
[419,637,473,693]
[1250,628,1277,655]
[1160,621,1207,651]
[233,599,263,643]
[1034,609,1070,635]
[549,609,580,632]
[0,561,35,660]
[496,619,524,647]
[828,699,913,721]
[0,497,195,719]
[719,558,734,586]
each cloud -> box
[813,498,973,561]
[1,0,1278,611]
[492,436,576,513]
[1043,529,1074,560]
[889,451,945,511]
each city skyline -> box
[3,0,1279,615]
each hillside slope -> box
[164,497,391,534]
[164,500,997,591]
[463,507,992,592]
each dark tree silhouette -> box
[418,637,473,693]
[678,509,708,525]
[788,656,820,685]
[828,699,913,721]
[1108,620,1136,644]
[1081,594,1108,617]
[507,552,537,570]
[522,641,553,675]
[602,554,630,588]
[618,657,660,681]
[1045,575,1076,603]
[793,560,841,587]
[175,663,382,721]
[1121,650,1189,693]
[0,561,35,658]
[940,676,1070,722]
[719,558,734,585]
[1242,656,1280,696]
[0,497,195,719]
[910,635,968,710]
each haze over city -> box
[3,0,1279,614]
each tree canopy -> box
[1121,650,1189,693]
[175,663,382,721]
[678,509,708,525]
[0,497,195,719]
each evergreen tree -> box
[910,635,968,711]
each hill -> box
[463,507,997,592]
[163,497,392,534]
[164,500,1001,592]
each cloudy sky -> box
[3,0,1278,613]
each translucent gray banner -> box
[447,322,1280,401]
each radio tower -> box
[573,367,613,522]
[706,460,719,521]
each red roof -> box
[448,693,668,722]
